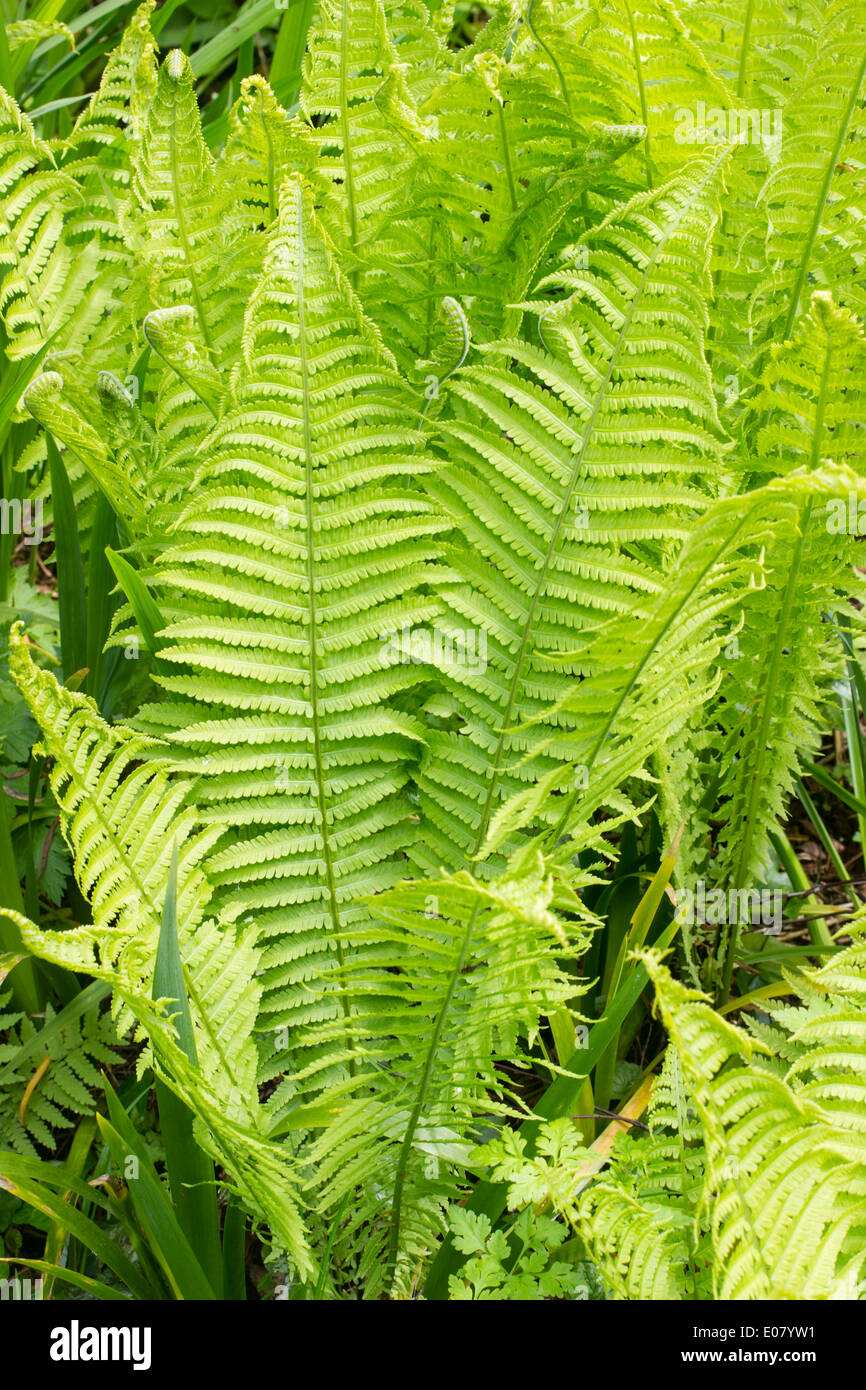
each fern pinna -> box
[1,0,866,1301]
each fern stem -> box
[525,0,571,115]
[338,0,360,286]
[780,44,866,342]
[735,0,756,99]
[622,0,653,189]
[496,100,519,213]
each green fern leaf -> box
[414,148,730,875]
[137,180,443,1100]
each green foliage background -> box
[0,0,864,1302]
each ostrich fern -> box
[573,944,866,1299]
[3,624,311,1274]
[1,0,866,1300]
[413,145,730,876]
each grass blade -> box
[189,0,277,83]
[105,546,167,664]
[270,0,315,107]
[152,846,223,1296]
[0,1152,155,1299]
[100,1086,217,1301]
[0,1256,132,1300]
[0,795,42,1013]
[221,1197,247,1301]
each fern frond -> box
[310,467,857,1296]
[0,88,88,361]
[60,0,158,228]
[756,292,866,475]
[300,0,443,274]
[686,0,823,400]
[536,0,734,186]
[0,993,124,1157]
[682,0,822,108]
[125,48,258,363]
[222,75,318,235]
[419,50,645,345]
[786,920,866,1148]
[6,20,74,55]
[308,837,598,1297]
[0,6,160,372]
[137,180,444,1099]
[5,627,312,1274]
[573,1046,711,1299]
[702,300,866,987]
[23,370,155,531]
[753,0,866,346]
[142,303,223,418]
[575,933,866,1300]
[7,624,218,981]
[413,148,730,875]
[61,0,157,166]
[638,949,866,1299]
